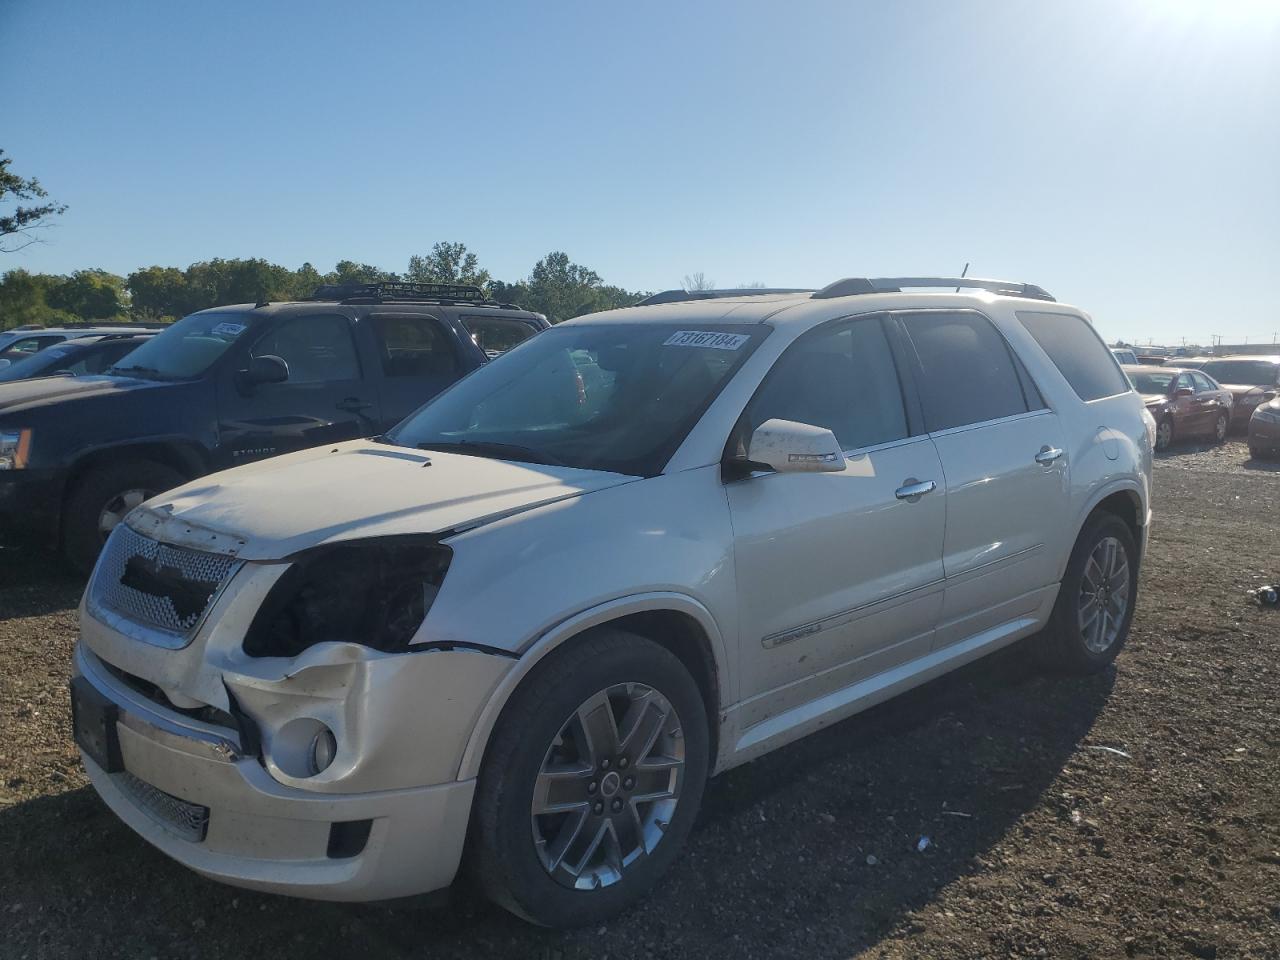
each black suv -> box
[0,282,548,571]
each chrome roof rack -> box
[812,277,1055,302]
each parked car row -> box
[0,282,548,570]
[59,276,1157,927]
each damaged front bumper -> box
[73,557,514,901]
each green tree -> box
[45,268,128,319]
[406,241,490,289]
[0,150,68,253]
[325,260,398,285]
[0,269,72,329]
[127,266,189,320]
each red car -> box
[1197,356,1280,429]
[1123,365,1233,451]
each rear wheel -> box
[62,460,184,575]
[471,629,709,928]
[1040,512,1139,674]
[1154,417,1174,452]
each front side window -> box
[463,315,539,359]
[111,310,257,380]
[386,323,766,476]
[1018,311,1130,402]
[900,312,1029,432]
[1200,359,1280,387]
[745,316,908,451]
[250,314,360,384]
[370,315,460,379]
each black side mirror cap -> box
[239,354,289,388]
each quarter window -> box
[747,316,908,451]
[462,316,538,358]
[250,315,360,384]
[900,312,1029,432]
[370,316,460,378]
[1018,311,1130,402]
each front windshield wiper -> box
[109,364,179,382]
[415,440,566,467]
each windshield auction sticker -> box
[211,321,248,339]
[663,330,750,350]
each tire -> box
[1039,512,1139,674]
[470,629,710,928]
[1154,416,1174,452]
[1212,412,1229,445]
[62,460,185,575]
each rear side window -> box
[899,312,1029,432]
[747,316,908,451]
[370,316,460,379]
[462,316,538,358]
[1019,311,1130,402]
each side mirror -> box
[239,354,289,388]
[1174,387,1194,399]
[744,418,846,474]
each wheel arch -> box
[457,592,730,781]
[59,440,208,539]
[1063,481,1146,577]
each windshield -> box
[385,323,766,475]
[0,345,76,382]
[109,311,255,380]
[1199,360,1279,387]
[1126,370,1175,394]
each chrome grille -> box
[115,771,209,842]
[91,523,240,638]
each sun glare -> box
[1142,0,1280,22]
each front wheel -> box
[471,629,709,928]
[1154,417,1174,452]
[1040,512,1139,674]
[62,460,185,575]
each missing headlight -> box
[243,536,452,657]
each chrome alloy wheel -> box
[98,488,154,537]
[1215,414,1228,442]
[1156,419,1173,451]
[531,682,684,890]
[1078,536,1130,654]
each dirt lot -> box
[2,440,1278,959]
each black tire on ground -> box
[62,460,185,574]
[1154,416,1174,452]
[1213,413,1229,444]
[1039,511,1140,675]
[470,628,710,929]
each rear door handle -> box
[1035,446,1065,465]
[894,479,937,501]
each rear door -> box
[895,310,1071,651]
[213,313,376,470]
[728,314,946,729]
[366,313,473,430]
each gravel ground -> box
[1,439,1278,959]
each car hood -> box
[126,440,639,561]
[0,373,160,415]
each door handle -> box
[894,479,936,501]
[1035,446,1065,465]
[337,397,374,414]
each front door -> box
[728,315,946,731]
[895,310,1071,649]
[214,313,377,470]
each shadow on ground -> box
[0,640,1112,960]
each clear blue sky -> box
[4,0,1278,345]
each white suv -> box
[71,277,1154,927]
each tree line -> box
[0,242,651,330]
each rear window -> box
[1019,311,1130,402]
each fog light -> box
[309,727,337,775]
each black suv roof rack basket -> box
[812,277,1055,302]
[311,281,489,304]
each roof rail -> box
[637,288,814,307]
[310,281,490,305]
[812,277,1055,302]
